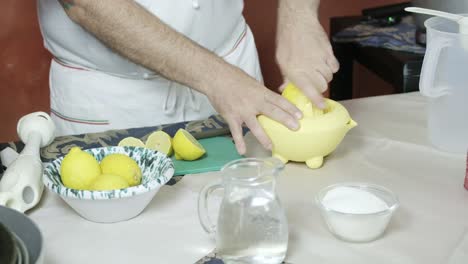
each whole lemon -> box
[60,147,101,190]
[90,174,130,191]
[172,129,206,161]
[100,154,142,186]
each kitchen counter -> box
[28,92,468,263]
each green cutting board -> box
[171,136,243,176]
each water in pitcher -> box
[216,187,288,264]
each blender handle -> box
[420,38,452,97]
[198,182,223,236]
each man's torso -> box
[37,0,245,79]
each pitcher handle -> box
[198,182,223,236]
[420,38,453,98]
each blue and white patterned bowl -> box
[43,146,175,223]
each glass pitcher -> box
[419,16,468,153]
[198,158,289,264]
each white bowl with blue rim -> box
[43,146,175,223]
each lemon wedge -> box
[118,137,145,148]
[172,129,206,161]
[282,83,324,118]
[100,153,142,186]
[145,130,173,156]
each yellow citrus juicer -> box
[258,83,357,169]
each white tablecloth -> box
[30,92,468,263]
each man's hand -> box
[204,65,302,155]
[277,0,339,109]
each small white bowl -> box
[43,146,174,223]
[315,182,399,243]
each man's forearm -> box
[278,0,320,18]
[277,0,322,44]
[59,0,229,95]
[276,0,337,108]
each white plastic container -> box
[315,183,399,243]
[420,16,468,153]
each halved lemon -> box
[145,130,173,156]
[281,83,324,118]
[282,83,309,107]
[118,137,145,148]
[172,129,206,161]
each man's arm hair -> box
[57,0,232,95]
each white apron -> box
[37,0,262,136]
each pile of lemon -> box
[59,129,205,191]
[60,147,142,191]
[118,128,206,161]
